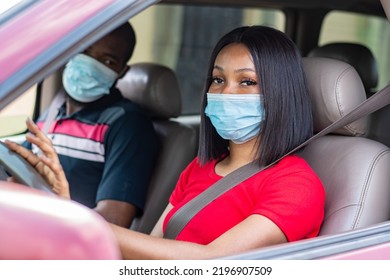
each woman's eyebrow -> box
[213,65,256,73]
[234,67,256,74]
[213,65,223,72]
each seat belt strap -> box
[164,161,263,239]
[42,90,66,134]
[163,83,390,240]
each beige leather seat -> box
[116,63,197,233]
[299,57,390,235]
[308,42,378,96]
[308,42,390,156]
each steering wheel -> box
[0,141,54,195]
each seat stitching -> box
[353,149,390,229]
[335,66,356,135]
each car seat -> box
[307,42,378,96]
[308,42,390,154]
[299,57,390,236]
[116,63,198,233]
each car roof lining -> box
[161,0,385,17]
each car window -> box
[320,11,390,91]
[130,4,285,115]
[0,85,36,138]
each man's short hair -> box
[112,22,137,62]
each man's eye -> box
[103,59,114,65]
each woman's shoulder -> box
[269,154,316,174]
[261,155,324,192]
[186,157,219,174]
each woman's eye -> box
[241,79,257,86]
[211,77,224,84]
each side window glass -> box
[0,85,37,138]
[320,11,390,91]
[130,4,285,115]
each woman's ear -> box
[118,65,130,79]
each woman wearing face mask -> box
[6,25,325,259]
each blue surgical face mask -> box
[204,93,265,144]
[62,53,118,103]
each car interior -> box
[116,63,198,233]
[2,0,390,259]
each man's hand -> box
[5,118,70,199]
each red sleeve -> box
[254,164,325,241]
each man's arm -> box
[5,118,152,228]
[94,200,137,228]
[96,107,159,228]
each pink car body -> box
[0,0,114,83]
[0,181,120,259]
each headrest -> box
[116,63,182,118]
[308,43,378,94]
[302,57,368,136]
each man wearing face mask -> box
[26,22,159,228]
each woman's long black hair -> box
[198,25,313,167]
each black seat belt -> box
[163,83,390,240]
